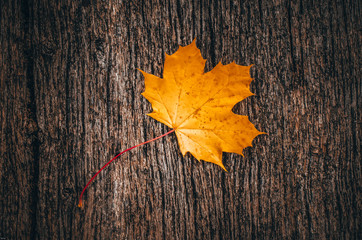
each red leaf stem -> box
[78,129,175,207]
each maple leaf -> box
[139,40,264,170]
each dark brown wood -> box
[0,0,39,239]
[1,0,360,239]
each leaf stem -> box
[78,129,175,208]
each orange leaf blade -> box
[140,40,264,170]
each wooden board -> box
[1,0,360,239]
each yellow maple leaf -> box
[139,40,264,170]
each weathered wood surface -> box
[1,0,360,239]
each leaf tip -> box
[136,68,145,74]
[220,164,228,172]
[191,38,197,45]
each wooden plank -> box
[0,0,39,239]
[1,0,360,239]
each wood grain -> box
[1,0,360,239]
